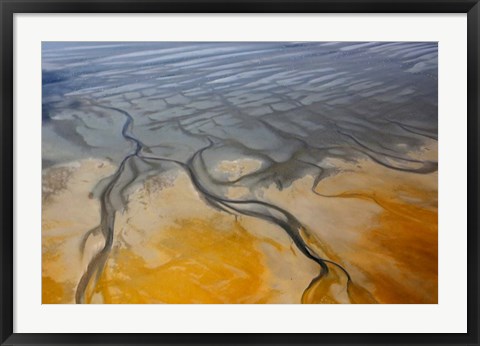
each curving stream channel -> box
[42,42,438,304]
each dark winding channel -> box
[75,104,351,303]
[41,42,438,304]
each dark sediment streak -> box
[40,42,438,303]
[75,105,142,303]
[75,105,352,303]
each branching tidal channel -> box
[75,104,353,304]
[41,42,438,304]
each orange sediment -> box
[310,158,438,303]
[90,219,278,304]
[42,152,438,304]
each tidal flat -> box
[42,42,438,304]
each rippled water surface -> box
[42,42,438,304]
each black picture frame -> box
[1,1,479,345]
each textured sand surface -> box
[42,151,437,304]
[42,42,438,304]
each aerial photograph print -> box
[41,42,438,304]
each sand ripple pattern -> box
[42,42,438,303]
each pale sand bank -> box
[215,158,262,182]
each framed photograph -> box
[1,0,478,345]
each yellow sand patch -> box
[42,239,76,304]
[43,150,437,304]
[92,219,277,304]
[312,158,438,303]
[42,276,66,304]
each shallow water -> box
[42,42,438,304]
